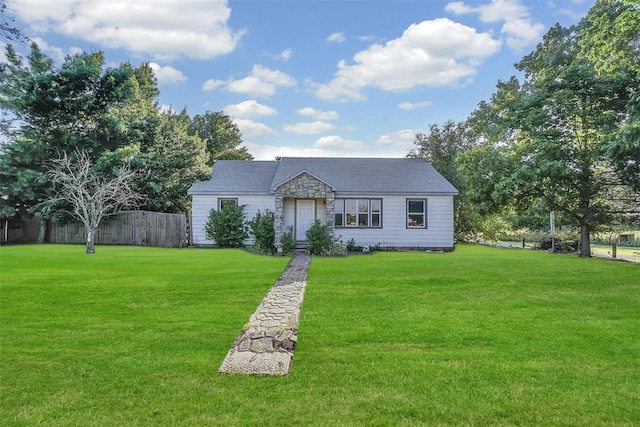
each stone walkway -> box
[218,252,311,376]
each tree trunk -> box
[35,213,47,243]
[580,222,591,258]
[86,228,96,254]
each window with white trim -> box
[406,199,427,228]
[334,198,382,228]
[371,199,381,227]
[345,199,357,226]
[334,199,344,227]
[218,198,238,210]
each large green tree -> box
[189,111,252,166]
[0,43,209,222]
[0,44,139,225]
[579,0,640,191]
[93,65,209,213]
[133,110,209,213]
[408,121,484,240]
[460,17,637,257]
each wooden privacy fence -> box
[2,211,187,248]
[1,217,40,244]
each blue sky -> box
[5,0,594,159]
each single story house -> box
[188,157,458,251]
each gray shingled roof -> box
[188,157,458,195]
[188,160,279,194]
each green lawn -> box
[591,243,640,261]
[1,244,639,425]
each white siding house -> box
[191,194,275,245]
[188,157,458,251]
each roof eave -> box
[188,191,272,196]
[334,191,459,196]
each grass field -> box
[1,244,639,425]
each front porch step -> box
[295,241,309,249]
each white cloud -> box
[278,48,292,61]
[7,0,245,60]
[296,107,339,120]
[265,48,292,61]
[149,63,187,85]
[376,129,419,151]
[244,141,407,160]
[224,100,278,119]
[313,135,366,150]
[358,35,378,42]
[243,141,348,160]
[226,77,275,97]
[445,0,545,52]
[204,65,297,97]
[282,121,336,135]
[315,18,501,101]
[398,101,433,110]
[233,119,278,138]
[202,79,225,91]
[26,37,84,63]
[501,19,546,51]
[327,32,346,43]
[555,7,585,21]
[30,37,67,62]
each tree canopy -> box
[189,111,253,166]
[456,0,639,257]
[0,45,138,220]
[408,121,485,240]
[0,42,252,223]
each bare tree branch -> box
[1,2,28,43]
[35,149,142,253]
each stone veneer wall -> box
[274,172,335,250]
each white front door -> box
[296,199,315,240]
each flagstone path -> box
[218,252,311,376]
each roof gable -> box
[271,169,336,192]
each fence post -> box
[612,242,617,259]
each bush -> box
[204,204,248,247]
[346,238,359,252]
[305,219,334,255]
[248,209,275,254]
[322,242,347,257]
[280,226,295,256]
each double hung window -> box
[218,198,238,210]
[406,199,427,228]
[334,198,382,228]
[370,199,381,227]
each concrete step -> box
[295,241,309,249]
